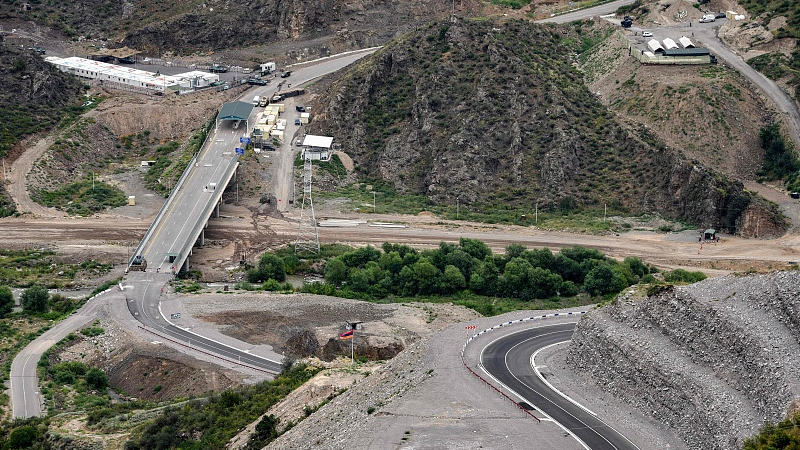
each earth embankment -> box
[567,271,800,449]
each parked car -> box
[790,192,800,199]
[209,65,229,73]
[714,12,726,19]
[280,71,292,78]
[642,31,653,37]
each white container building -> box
[45,56,180,93]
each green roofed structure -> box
[217,101,254,130]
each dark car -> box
[280,71,291,78]
[209,65,229,73]
[32,46,45,54]
[715,12,726,18]
[247,78,268,86]
[791,192,800,199]
[296,105,305,112]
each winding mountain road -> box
[481,323,640,450]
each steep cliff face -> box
[567,272,800,449]
[310,19,784,233]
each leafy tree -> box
[8,425,39,449]
[470,256,499,294]
[21,285,49,313]
[525,248,556,271]
[413,258,441,295]
[86,368,109,391]
[248,254,286,283]
[505,243,526,260]
[441,265,466,293]
[624,257,648,279]
[743,412,800,450]
[526,267,562,299]
[324,258,348,285]
[459,237,491,260]
[0,285,14,317]
[560,280,579,297]
[560,246,606,264]
[341,246,381,268]
[584,263,628,296]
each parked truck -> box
[129,255,147,272]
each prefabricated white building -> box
[45,56,179,93]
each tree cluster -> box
[320,239,655,300]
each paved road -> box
[10,290,108,418]
[481,323,640,450]
[124,271,283,373]
[690,25,800,151]
[538,0,636,23]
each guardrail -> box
[128,115,217,268]
[459,311,590,423]
[171,155,239,273]
[138,326,274,374]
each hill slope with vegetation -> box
[0,35,83,217]
[311,18,784,235]
[2,0,490,55]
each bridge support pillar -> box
[214,201,220,218]
[198,229,205,247]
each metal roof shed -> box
[218,101,253,120]
[301,135,333,148]
[678,36,695,48]
[647,39,665,53]
[662,48,710,57]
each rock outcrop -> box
[311,18,785,234]
[567,271,800,449]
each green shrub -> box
[80,326,104,337]
[664,269,707,284]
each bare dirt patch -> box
[182,292,481,361]
[57,318,243,402]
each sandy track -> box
[2,211,797,273]
[8,134,65,217]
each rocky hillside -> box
[567,271,800,450]
[310,18,784,235]
[0,35,82,157]
[581,28,772,181]
[4,0,490,55]
[0,35,83,216]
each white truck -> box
[252,95,260,106]
[699,14,716,23]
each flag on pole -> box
[339,330,354,340]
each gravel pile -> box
[567,271,800,450]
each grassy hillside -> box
[740,0,800,100]
[311,18,784,235]
[0,36,84,217]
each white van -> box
[252,96,260,106]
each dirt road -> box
[691,26,800,151]
[8,134,64,217]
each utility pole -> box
[456,197,460,219]
[372,191,376,212]
[535,201,538,224]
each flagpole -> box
[351,329,354,363]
